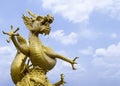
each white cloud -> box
[104,0,120,19]
[0,46,16,85]
[42,0,120,23]
[50,30,78,45]
[92,42,120,78]
[50,29,101,44]
[94,42,120,57]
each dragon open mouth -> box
[39,26,51,35]
[38,14,54,35]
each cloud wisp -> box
[92,42,120,78]
[50,30,78,45]
[79,46,94,56]
[79,28,102,40]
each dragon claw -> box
[72,57,79,70]
[73,57,79,61]
[14,28,20,33]
[3,26,20,43]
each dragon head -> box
[22,10,54,35]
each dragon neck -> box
[29,31,42,44]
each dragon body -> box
[29,32,56,71]
[11,51,27,84]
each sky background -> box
[0,0,120,86]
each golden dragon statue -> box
[3,10,78,86]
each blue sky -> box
[0,0,120,86]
